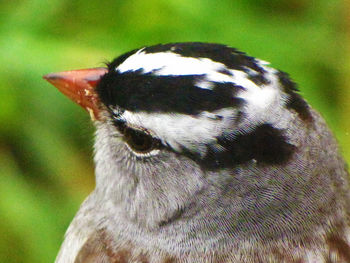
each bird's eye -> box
[123,127,156,154]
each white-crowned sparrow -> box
[44,42,350,263]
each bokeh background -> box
[1,0,349,262]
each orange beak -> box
[43,68,108,120]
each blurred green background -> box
[0,0,349,262]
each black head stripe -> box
[106,48,140,70]
[277,71,312,122]
[97,71,245,114]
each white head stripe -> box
[117,51,228,76]
[116,50,279,111]
[116,51,265,92]
[236,68,279,108]
[121,110,231,153]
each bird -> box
[43,42,350,263]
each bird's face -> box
[45,43,336,233]
[94,43,301,166]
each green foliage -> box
[0,0,349,262]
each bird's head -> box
[44,43,345,238]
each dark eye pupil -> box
[124,127,154,153]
